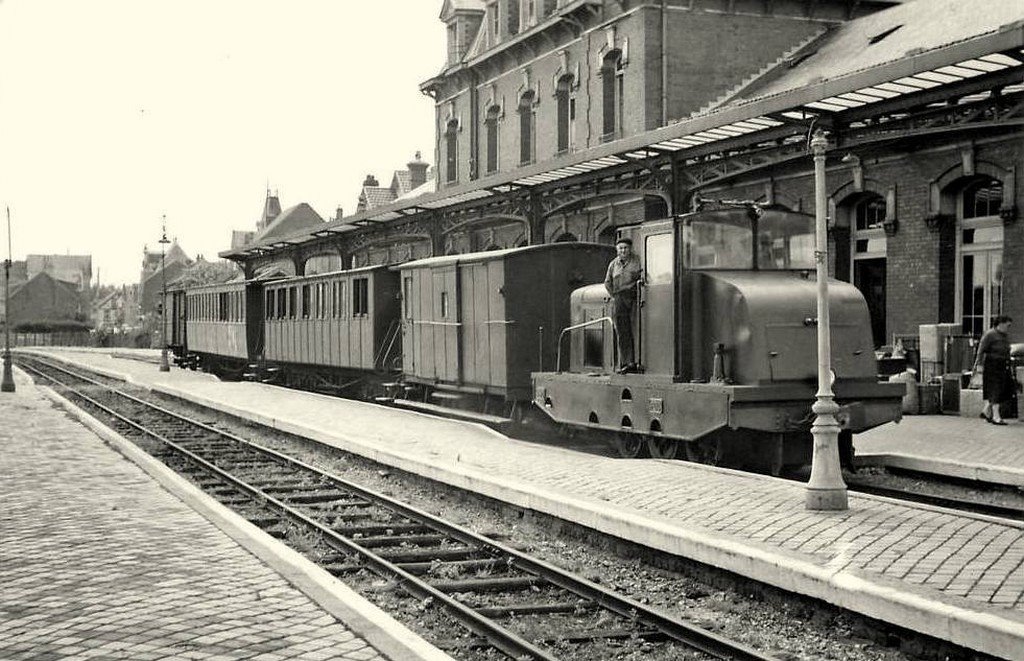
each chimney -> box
[362,174,379,187]
[407,151,429,190]
[335,206,344,221]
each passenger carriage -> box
[260,266,401,394]
[395,243,614,420]
[177,279,260,375]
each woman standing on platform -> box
[973,315,1014,425]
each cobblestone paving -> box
[0,373,387,661]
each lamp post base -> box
[1,351,15,392]
[805,396,848,511]
[159,348,170,372]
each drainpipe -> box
[661,0,668,126]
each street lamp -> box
[805,130,848,511]
[1,206,14,393]
[158,215,171,372]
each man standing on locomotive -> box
[604,238,642,374]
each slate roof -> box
[725,0,1024,106]
[251,203,325,244]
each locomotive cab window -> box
[353,278,369,316]
[683,210,814,270]
[644,233,673,284]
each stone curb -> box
[856,453,1024,487]
[32,374,454,661]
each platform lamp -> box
[1,206,14,393]
[158,214,171,372]
[805,130,848,511]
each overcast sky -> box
[0,0,445,285]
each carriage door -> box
[432,266,461,382]
[640,227,675,376]
[401,273,416,374]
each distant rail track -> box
[20,355,775,661]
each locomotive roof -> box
[396,241,611,270]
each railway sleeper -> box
[376,546,484,563]
[333,523,432,537]
[396,558,504,576]
[351,533,451,548]
[428,575,541,593]
[283,492,367,504]
[537,627,662,644]
[474,601,596,618]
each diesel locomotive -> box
[533,205,904,471]
[164,204,903,472]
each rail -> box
[555,316,615,373]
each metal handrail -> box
[555,316,615,373]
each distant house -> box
[92,285,137,331]
[26,254,92,291]
[355,153,431,213]
[7,272,86,327]
[139,240,192,318]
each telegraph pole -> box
[158,215,171,372]
[2,206,16,392]
[805,130,848,511]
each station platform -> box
[0,366,451,661]
[856,416,1024,486]
[16,348,1024,660]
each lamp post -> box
[805,130,848,511]
[158,215,171,372]
[1,207,14,393]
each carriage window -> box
[315,283,324,318]
[403,277,414,319]
[218,293,228,321]
[644,233,673,284]
[300,285,311,319]
[353,278,369,316]
[266,291,273,319]
[440,291,449,318]
[336,281,347,318]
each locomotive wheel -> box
[683,439,719,465]
[613,431,649,459]
[646,436,680,459]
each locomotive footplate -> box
[532,371,904,442]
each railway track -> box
[20,355,774,661]
[844,476,1024,521]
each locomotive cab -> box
[534,205,904,471]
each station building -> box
[222,0,1024,348]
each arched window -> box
[506,0,520,35]
[850,192,888,348]
[555,75,574,154]
[601,51,623,140]
[957,176,1004,336]
[485,105,500,174]
[598,225,618,245]
[445,119,459,183]
[554,232,578,243]
[518,91,535,165]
